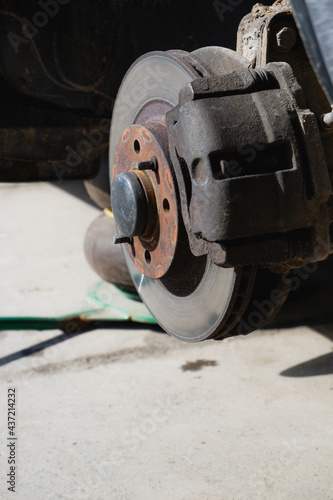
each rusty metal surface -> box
[237,0,333,183]
[237,0,333,181]
[113,125,178,279]
[236,0,330,115]
[168,60,332,270]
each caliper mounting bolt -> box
[275,27,297,51]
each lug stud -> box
[138,157,158,173]
[113,236,133,245]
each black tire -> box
[84,151,111,210]
[84,212,135,292]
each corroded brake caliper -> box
[166,3,333,274]
[167,63,332,272]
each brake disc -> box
[109,48,258,342]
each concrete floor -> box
[0,182,332,500]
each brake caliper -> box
[167,62,332,272]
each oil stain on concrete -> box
[181,359,218,372]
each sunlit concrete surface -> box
[0,182,332,500]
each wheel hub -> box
[111,124,178,279]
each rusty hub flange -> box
[112,124,178,279]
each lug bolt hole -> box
[145,250,151,265]
[163,198,170,213]
[134,140,141,154]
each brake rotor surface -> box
[109,49,257,342]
